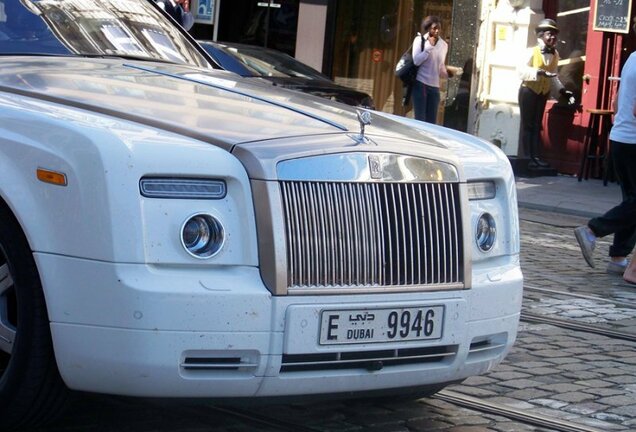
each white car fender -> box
[0,94,258,265]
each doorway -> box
[329,0,468,126]
[216,0,299,56]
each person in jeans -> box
[574,24,636,275]
[411,15,448,124]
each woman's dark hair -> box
[421,15,441,33]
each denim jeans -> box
[412,80,440,124]
[589,141,636,257]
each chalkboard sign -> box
[593,0,633,34]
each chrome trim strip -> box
[432,184,441,282]
[278,153,459,183]
[468,343,506,353]
[459,183,472,289]
[412,185,421,283]
[252,180,288,295]
[287,283,465,296]
[282,351,456,367]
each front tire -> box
[0,205,68,430]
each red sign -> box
[372,49,383,63]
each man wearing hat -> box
[517,18,574,168]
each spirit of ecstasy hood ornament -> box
[352,109,373,144]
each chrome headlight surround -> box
[180,213,225,259]
[475,212,496,252]
[140,178,226,199]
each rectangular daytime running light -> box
[140,178,226,199]
[467,181,496,200]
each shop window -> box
[331,0,454,118]
[554,1,589,103]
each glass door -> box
[217,0,299,56]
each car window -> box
[216,43,331,81]
[0,0,211,68]
[239,46,330,80]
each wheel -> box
[0,205,68,430]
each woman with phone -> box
[411,15,449,124]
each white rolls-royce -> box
[0,0,522,429]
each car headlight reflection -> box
[476,212,496,252]
[181,214,224,258]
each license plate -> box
[319,306,444,345]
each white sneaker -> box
[607,260,628,275]
[574,226,596,268]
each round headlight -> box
[181,214,224,258]
[476,212,496,252]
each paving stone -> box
[363,425,409,432]
[529,398,569,409]
[486,372,531,381]
[445,427,496,432]
[604,375,636,384]
[609,404,636,417]
[583,388,625,397]
[495,379,544,390]
[505,389,551,401]
[406,418,454,430]
[595,367,630,376]
[575,379,618,389]
[555,362,594,371]
[563,347,601,355]
[561,309,597,318]
[598,395,636,406]
[444,415,492,426]
[592,412,628,423]
[561,371,602,380]
[529,349,571,358]
[579,354,616,361]
[551,392,596,403]
[562,401,607,415]
[512,361,553,369]
[523,367,558,376]
[590,361,628,369]
[461,376,498,386]
[544,356,581,365]
[537,383,587,393]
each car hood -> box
[0,57,502,180]
[0,57,409,146]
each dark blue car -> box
[199,40,375,109]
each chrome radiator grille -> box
[279,181,464,290]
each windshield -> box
[0,0,211,68]
[220,44,330,81]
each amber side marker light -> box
[37,168,68,186]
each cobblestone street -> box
[23,207,636,432]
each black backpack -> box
[395,34,424,85]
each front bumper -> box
[37,253,522,398]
